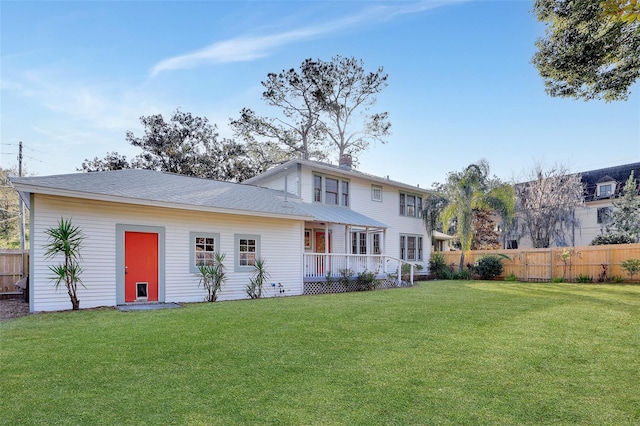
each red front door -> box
[125,232,158,303]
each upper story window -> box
[598,183,613,198]
[313,173,349,207]
[342,181,349,207]
[372,185,382,202]
[399,192,422,218]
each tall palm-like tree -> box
[424,160,515,272]
[44,217,85,310]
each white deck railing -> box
[303,253,414,285]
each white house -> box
[11,159,444,313]
[509,162,640,249]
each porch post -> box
[346,225,350,271]
[324,223,329,275]
[382,229,387,273]
[365,226,370,272]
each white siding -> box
[31,195,304,312]
[297,166,430,269]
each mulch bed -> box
[0,299,30,321]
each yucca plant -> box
[44,217,85,310]
[246,258,269,299]
[197,252,227,302]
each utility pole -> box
[18,141,26,276]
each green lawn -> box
[1,281,639,425]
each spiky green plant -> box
[197,252,227,302]
[44,217,85,310]
[247,258,270,299]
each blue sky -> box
[1,0,639,187]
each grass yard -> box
[1,281,639,425]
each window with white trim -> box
[399,192,422,218]
[351,231,382,255]
[400,235,423,261]
[598,183,613,198]
[372,233,381,255]
[189,232,220,273]
[234,234,260,272]
[372,185,382,202]
[313,173,350,206]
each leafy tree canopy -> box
[425,160,515,271]
[532,0,640,101]
[231,56,390,165]
[81,109,262,182]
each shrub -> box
[474,255,504,280]
[454,269,472,280]
[610,275,625,283]
[596,264,609,283]
[551,277,564,283]
[574,274,593,283]
[591,232,636,246]
[621,258,640,281]
[356,271,377,291]
[504,273,517,282]
[428,253,449,279]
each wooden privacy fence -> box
[0,250,28,292]
[438,244,640,283]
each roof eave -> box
[11,183,312,221]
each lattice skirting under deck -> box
[303,277,413,296]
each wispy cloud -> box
[150,1,463,77]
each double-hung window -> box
[372,185,382,202]
[313,173,350,207]
[351,232,382,255]
[400,235,423,261]
[399,192,423,218]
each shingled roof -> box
[581,162,640,202]
[10,169,312,219]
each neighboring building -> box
[11,159,447,312]
[508,162,640,249]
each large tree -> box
[532,0,640,101]
[313,56,390,160]
[230,60,330,163]
[513,164,584,248]
[231,56,390,164]
[82,110,261,182]
[424,160,515,271]
[79,152,132,172]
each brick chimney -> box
[339,154,352,170]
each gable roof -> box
[10,169,312,220]
[245,158,432,194]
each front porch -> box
[302,253,417,295]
